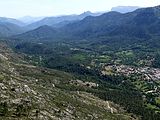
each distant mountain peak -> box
[111,6,140,13]
[14,25,57,40]
[18,16,44,24]
[29,25,56,33]
[82,11,92,14]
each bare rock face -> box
[0,54,8,61]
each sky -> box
[0,0,159,18]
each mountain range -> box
[25,11,103,30]
[0,6,145,38]
[13,5,160,42]
[0,11,104,37]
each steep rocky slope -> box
[0,41,136,120]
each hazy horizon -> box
[0,0,159,18]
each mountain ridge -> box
[0,17,25,26]
[25,11,103,30]
[15,6,160,41]
[0,22,27,37]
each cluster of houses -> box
[102,65,160,94]
[102,65,160,81]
